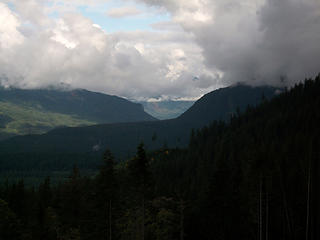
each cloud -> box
[0,3,25,48]
[150,21,183,32]
[106,6,142,18]
[2,0,318,101]
[0,1,219,100]
[137,0,320,87]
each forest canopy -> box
[0,75,319,240]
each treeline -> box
[151,75,320,239]
[1,75,320,239]
[0,152,101,172]
[0,144,183,240]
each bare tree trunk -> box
[180,198,185,240]
[277,161,292,238]
[306,162,311,240]
[266,189,269,240]
[109,200,112,240]
[142,197,145,240]
[260,177,263,240]
[282,181,292,237]
[311,149,319,240]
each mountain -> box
[0,84,279,170]
[0,87,156,140]
[140,101,194,119]
[178,84,280,126]
[1,76,319,239]
[151,76,320,239]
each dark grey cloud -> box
[138,0,320,87]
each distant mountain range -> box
[0,87,156,140]
[0,84,280,170]
[139,101,194,120]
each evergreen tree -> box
[125,143,153,240]
[0,198,21,240]
[95,149,118,240]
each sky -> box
[0,0,319,101]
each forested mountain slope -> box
[0,76,318,240]
[151,75,320,239]
[0,87,156,140]
[0,85,278,170]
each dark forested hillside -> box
[0,87,156,140]
[0,75,319,240]
[0,85,278,170]
[151,75,320,239]
[178,84,277,125]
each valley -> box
[0,88,156,140]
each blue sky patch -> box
[77,1,171,32]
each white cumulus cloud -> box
[0,3,25,48]
[0,1,219,100]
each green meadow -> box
[0,101,96,137]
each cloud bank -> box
[0,0,319,100]
[0,1,217,100]
[138,0,320,86]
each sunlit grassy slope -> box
[0,101,96,137]
[0,87,156,140]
